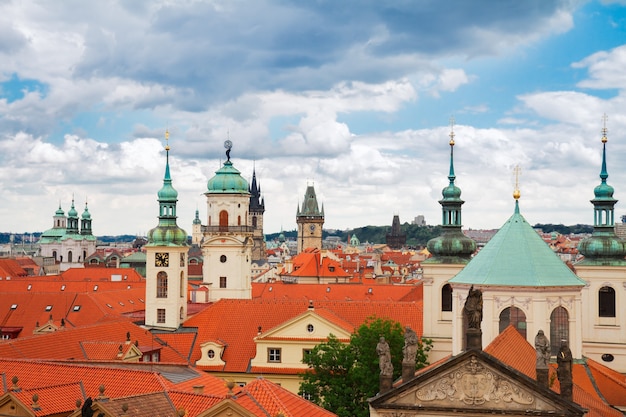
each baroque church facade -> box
[39,199,97,271]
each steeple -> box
[193,208,201,225]
[249,165,265,213]
[425,119,476,263]
[80,201,93,236]
[66,198,79,234]
[577,115,626,265]
[297,185,322,217]
[147,131,188,247]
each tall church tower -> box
[385,214,406,249]
[296,184,324,253]
[202,140,253,301]
[248,166,266,261]
[575,116,626,371]
[145,132,189,330]
[421,121,476,361]
[191,208,202,245]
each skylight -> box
[10,304,17,309]
[45,305,52,311]
[73,305,81,311]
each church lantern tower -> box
[145,132,189,330]
[202,140,253,301]
[296,184,324,254]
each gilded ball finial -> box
[165,129,171,151]
[449,115,455,146]
[513,164,521,201]
[601,113,608,143]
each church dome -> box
[578,233,626,260]
[427,230,476,260]
[55,205,65,216]
[158,181,179,201]
[68,202,78,218]
[147,224,188,246]
[593,181,614,200]
[82,205,91,220]
[441,183,462,200]
[207,161,249,194]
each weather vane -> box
[449,115,455,146]
[513,164,521,200]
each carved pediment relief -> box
[374,353,573,415]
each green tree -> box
[299,317,432,417]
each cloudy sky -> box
[2,0,626,237]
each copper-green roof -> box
[206,160,249,194]
[449,201,585,287]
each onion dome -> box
[68,200,78,218]
[82,203,91,220]
[55,205,65,216]
[206,140,249,194]
[425,121,476,263]
[577,117,626,265]
[146,132,188,247]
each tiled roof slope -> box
[281,249,351,279]
[449,202,586,287]
[9,382,85,417]
[0,319,190,364]
[0,259,29,278]
[485,325,624,417]
[183,298,423,372]
[61,267,145,282]
[252,282,422,302]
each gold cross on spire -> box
[513,164,521,200]
[165,129,170,151]
[601,113,608,143]
[449,115,455,146]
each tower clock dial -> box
[155,252,169,267]
[309,224,316,232]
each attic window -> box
[45,305,52,312]
[10,304,17,310]
[129,300,134,304]
[61,285,66,291]
[127,285,131,289]
[139,298,144,303]
[73,305,81,311]
[328,266,335,272]
[93,285,99,291]
[119,302,125,306]
[306,324,314,333]
[326,287,330,293]
[268,286,273,292]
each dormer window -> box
[93,285,98,291]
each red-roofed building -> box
[278,249,351,284]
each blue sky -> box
[1,0,626,236]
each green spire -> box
[66,198,79,234]
[577,115,626,265]
[193,208,201,225]
[147,131,187,247]
[425,118,476,264]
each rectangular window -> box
[302,349,312,362]
[268,348,281,363]
[157,272,168,298]
[157,308,166,323]
[220,276,227,288]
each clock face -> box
[309,224,316,232]
[155,252,169,267]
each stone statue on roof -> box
[403,326,418,364]
[464,285,483,330]
[376,336,393,377]
[535,330,550,369]
[557,340,573,400]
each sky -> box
[2,0,626,237]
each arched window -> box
[238,215,241,226]
[599,286,616,317]
[180,271,184,298]
[157,271,168,298]
[499,306,527,339]
[68,251,73,263]
[52,251,57,261]
[180,306,184,320]
[219,210,228,231]
[252,216,257,228]
[441,284,452,312]
[550,306,569,356]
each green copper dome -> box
[82,204,91,220]
[207,160,249,194]
[442,183,462,200]
[593,182,614,200]
[147,225,188,246]
[55,205,65,216]
[68,201,78,218]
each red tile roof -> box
[0,259,28,278]
[183,298,423,373]
[252,281,422,302]
[485,325,625,417]
[281,250,351,280]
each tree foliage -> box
[299,317,432,417]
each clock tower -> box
[296,184,324,253]
[145,132,189,330]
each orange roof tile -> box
[183,298,422,373]
[252,281,422,302]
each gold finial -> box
[601,114,608,143]
[165,129,170,151]
[449,115,455,146]
[513,164,521,200]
